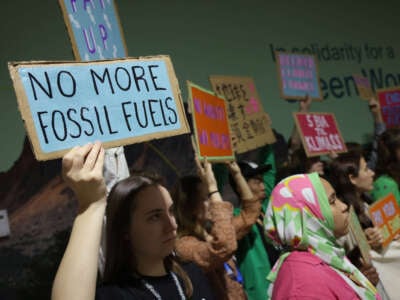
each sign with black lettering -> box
[293,112,347,157]
[209,75,275,154]
[8,56,189,160]
[276,52,323,100]
[376,87,400,128]
[187,81,234,162]
[58,0,127,61]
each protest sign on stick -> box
[349,206,372,264]
[353,74,374,100]
[187,81,234,162]
[58,0,128,61]
[8,56,189,160]
[209,75,275,154]
[293,112,347,157]
[376,87,400,128]
[275,52,323,101]
[369,193,400,248]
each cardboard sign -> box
[293,112,347,157]
[376,87,400,128]
[58,0,127,61]
[188,81,234,162]
[8,56,189,160]
[348,206,372,264]
[275,52,323,100]
[209,76,275,154]
[369,193,400,248]
[0,210,11,238]
[353,74,374,100]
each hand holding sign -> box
[364,227,383,250]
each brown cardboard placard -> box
[353,74,374,100]
[8,56,189,161]
[209,75,275,154]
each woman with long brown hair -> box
[172,158,260,300]
[52,142,215,300]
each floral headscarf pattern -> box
[264,173,380,300]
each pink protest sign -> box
[376,87,400,128]
[294,112,347,157]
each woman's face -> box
[321,178,349,238]
[128,185,177,261]
[349,157,375,192]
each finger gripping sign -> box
[8,56,189,160]
[187,81,234,162]
[293,112,347,157]
[275,52,323,100]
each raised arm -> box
[175,157,237,271]
[288,94,312,153]
[367,97,386,170]
[52,142,107,300]
[228,161,260,240]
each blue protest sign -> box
[276,52,323,100]
[59,0,127,61]
[8,56,189,160]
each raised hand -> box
[62,141,107,213]
[364,227,383,250]
[299,94,312,112]
[368,97,383,123]
[195,156,218,194]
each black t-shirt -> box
[96,262,215,300]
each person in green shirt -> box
[227,145,281,300]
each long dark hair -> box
[329,152,372,228]
[172,175,207,240]
[103,173,193,297]
[376,128,400,184]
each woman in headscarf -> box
[264,173,381,300]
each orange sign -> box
[188,81,234,161]
[369,193,400,248]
